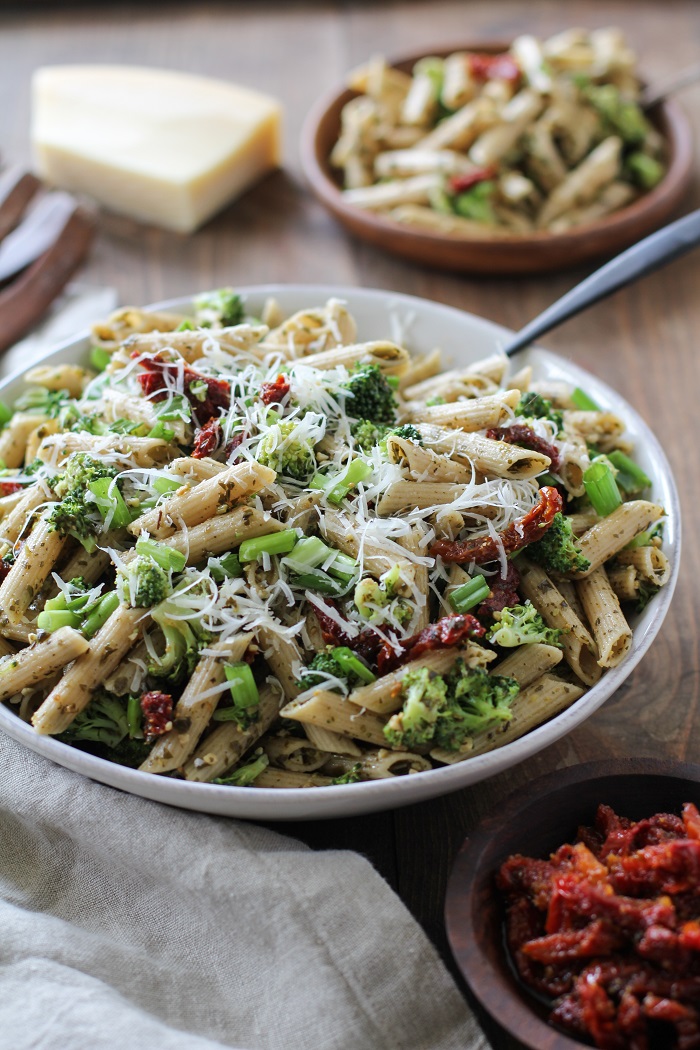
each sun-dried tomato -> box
[376,613,485,674]
[136,355,231,425]
[192,418,223,459]
[468,52,521,82]
[499,803,700,1049]
[448,166,497,194]
[140,691,174,741]
[260,374,290,405]
[430,486,563,564]
[0,481,23,498]
[477,561,520,618]
[486,423,561,472]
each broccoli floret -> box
[516,391,564,433]
[332,763,363,784]
[148,609,201,684]
[583,83,649,145]
[343,364,397,426]
[354,566,413,627]
[434,664,519,752]
[351,419,390,451]
[527,511,591,575]
[351,421,423,453]
[384,667,448,750]
[487,601,562,648]
[194,288,244,328]
[214,749,269,786]
[257,419,316,481]
[391,424,422,444]
[13,386,72,417]
[49,452,119,550]
[383,660,519,752]
[298,647,371,691]
[116,555,171,607]
[59,692,129,748]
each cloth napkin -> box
[0,734,486,1050]
[0,293,486,1050]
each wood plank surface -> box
[2,3,700,1047]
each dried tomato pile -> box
[497,803,700,1049]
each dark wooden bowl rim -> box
[300,42,694,274]
[445,758,700,1050]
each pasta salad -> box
[331,28,666,236]
[0,291,670,788]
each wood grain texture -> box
[1,3,699,1048]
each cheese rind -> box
[31,66,282,233]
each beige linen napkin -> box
[0,735,487,1050]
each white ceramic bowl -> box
[0,286,680,820]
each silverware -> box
[0,168,94,353]
[503,208,700,357]
[641,60,700,110]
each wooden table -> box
[2,2,700,1046]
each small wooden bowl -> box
[444,758,700,1049]
[301,45,694,274]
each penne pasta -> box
[576,567,632,668]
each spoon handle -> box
[504,209,700,357]
[640,61,700,109]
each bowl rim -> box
[445,757,700,1050]
[0,284,681,820]
[300,41,694,253]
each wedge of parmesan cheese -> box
[31,65,282,233]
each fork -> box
[0,168,95,353]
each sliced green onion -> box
[0,400,13,426]
[176,318,195,331]
[148,421,176,441]
[43,591,69,613]
[583,462,622,517]
[135,536,186,572]
[386,375,400,389]
[81,591,120,639]
[214,663,260,725]
[310,459,372,505]
[538,473,558,487]
[571,387,600,411]
[37,610,82,632]
[332,646,376,684]
[282,536,330,568]
[207,551,243,581]
[89,347,111,372]
[449,576,491,614]
[88,477,133,528]
[606,450,651,494]
[153,475,182,495]
[289,570,343,595]
[126,694,143,738]
[625,529,660,550]
[155,395,190,422]
[238,529,298,563]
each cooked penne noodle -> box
[32,606,148,735]
[321,509,416,586]
[575,501,665,575]
[25,364,94,398]
[183,684,282,782]
[376,481,499,517]
[616,545,671,588]
[412,390,520,430]
[607,563,639,602]
[254,768,333,789]
[161,506,285,564]
[0,627,89,702]
[262,736,328,772]
[280,689,390,748]
[0,481,53,547]
[385,437,476,483]
[302,724,363,758]
[299,340,410,376]
[0,511,67,623]
[491,643,563,688]
[0,412,49,468]
[519,561,602,686]
[37,432,174,469]
[576,567,632,668]
[128,461,276,538]
[120,324,269,364]
[417,424,551,478]
[322,749,432,778]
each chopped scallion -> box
[449,576,491,614]
[135,536,186,572]
[89,347,111,372]
[82,592,119,639]
[571,387,600,411]
[606,450,651,494]
[88,477,133,528]
[214,663,260,726]
[332,646,376,684]
[238,529,298,563]
[583,462,622,517]
[310,459,372,504]
[37,610,82,632]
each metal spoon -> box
[640,60,700,110]
[503,208,700,357]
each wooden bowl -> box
[444,758,700,1049]
[300,45,694,274]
